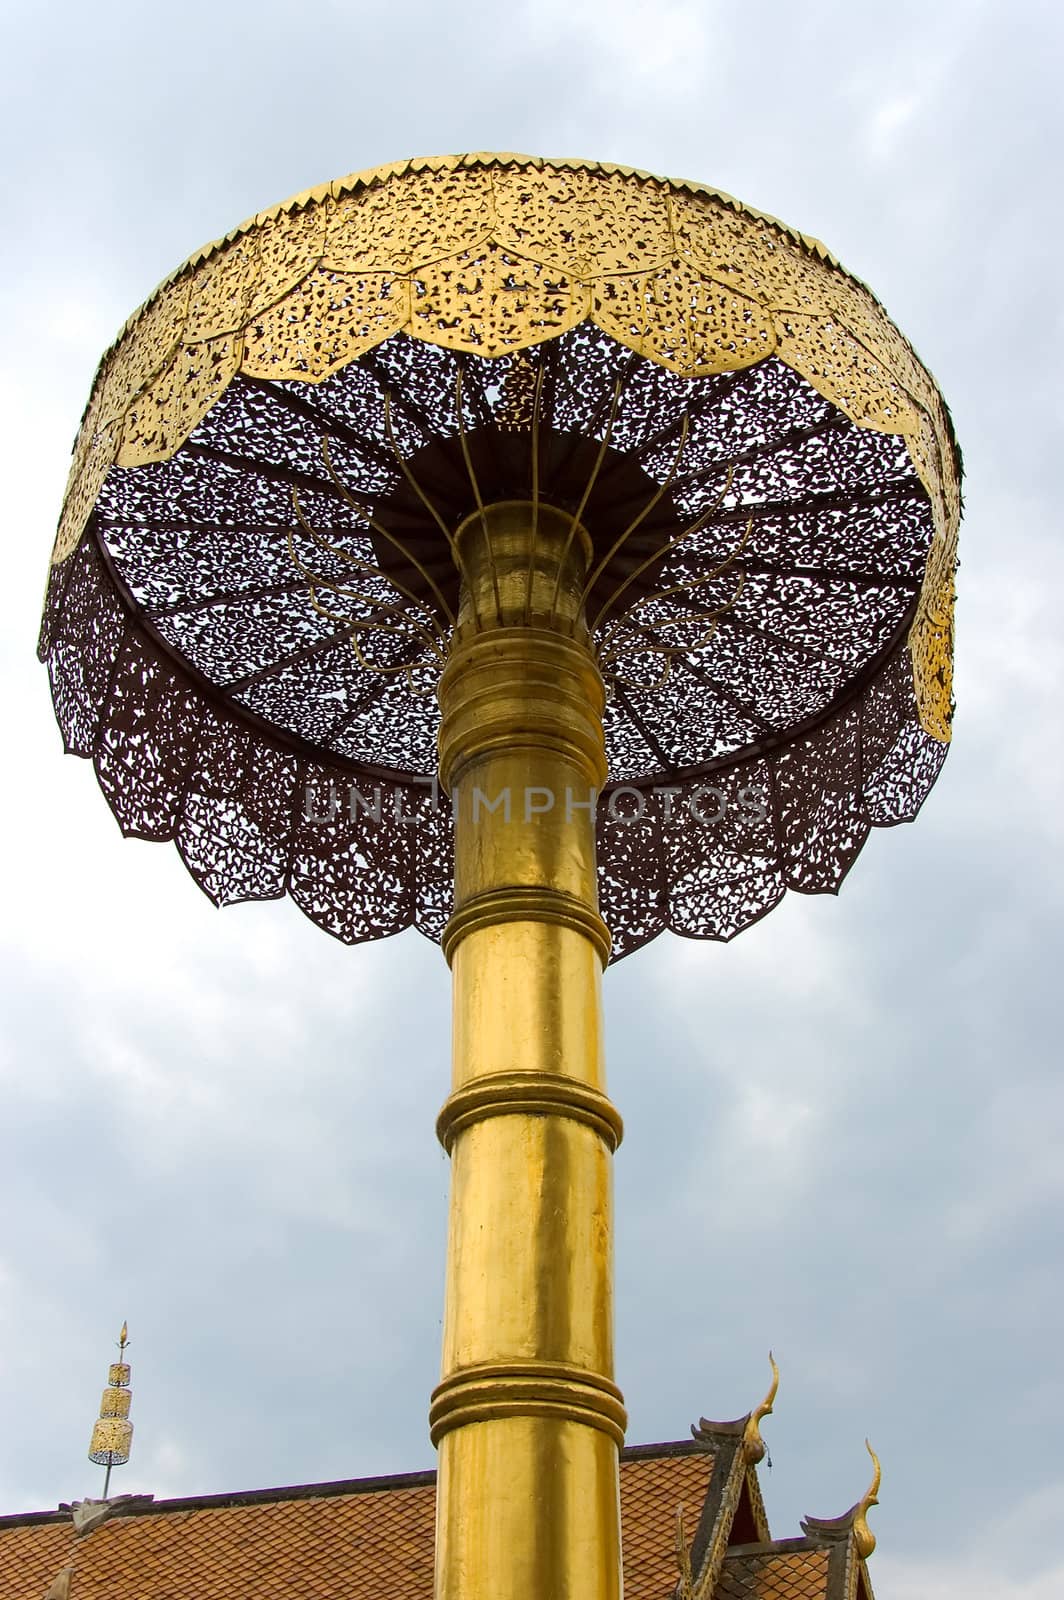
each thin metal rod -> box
[595,514,749,695]
[523,363,545,626]
[381,391,482,631]
[608,653,673,693]
[588,466,736,634]
[293,483,449,643]
[454,368,503,626]
[599,597,737,669]
[347,632,440,696]
[578,415,691,612]
[595,519,750,656]
[287,523,447,666]
[547,377,625,629]
[544,343,639,487]
[599,602,731,690]
[319,440,458,628]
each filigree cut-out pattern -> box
[49,154,959,746]
[40,319,949,960]
[39,536,945,960]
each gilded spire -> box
[88,1322,134,1499]
[853,1440,881,1559]
[742,1352,779,1464]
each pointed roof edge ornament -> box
[674,1504,695,1600]
[690,1351,778,1463]
[801,1439,881,1559]
[854,1440,882,1559]
[742,1351,778,1465]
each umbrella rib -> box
[665,412,852,490]
[152,577,313,619]
[626,367,843,477]
[132,550,457,624]
[97,517,370,541]
[318,674,394,748]
[182,441,369,508]
[711,606,887,671]
[621,369,735,461]
[456,353,496,432]
[221,627,354,696]
[359,349,442,447]
[668,652,776,733]
[316,617,439,749]
[239,375,398,477]
[724,553,921,594]
[543,342,640,476]
[610,684,679,775]
[601,475,926,532]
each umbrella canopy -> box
[39,153,960,958]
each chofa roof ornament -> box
[691,1349,779,1465]
[802,1438,882,1559]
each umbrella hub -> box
[452,499,593,639]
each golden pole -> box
[432,502,625,1600]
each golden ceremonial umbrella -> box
[39,154,960,1600]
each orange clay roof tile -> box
[0,1446,717,1600]
[716,1545,833,1600]
[0,1515,73,1600]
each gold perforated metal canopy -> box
[40,153,960,958]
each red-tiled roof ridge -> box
[726,1537,834,1557]
[1,1435,713,1528]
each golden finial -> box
[88,1321,134,1499]
[853,1440,881,1559]
[742,1351,779,1464]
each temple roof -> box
[0,1433,876,1600]
[716,1529,875,1600]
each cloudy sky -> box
[2,2,1062,1596]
